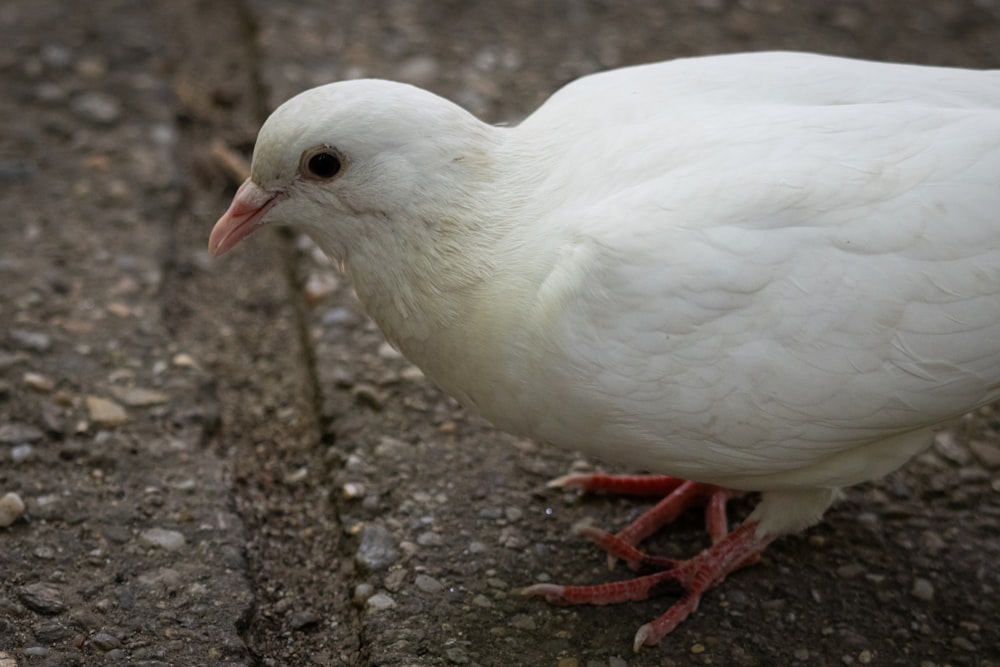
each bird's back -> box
[525,52,1000,126]
[466,53,1000,490]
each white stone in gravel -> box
[969,439,1000,468]
[70,91,122,125]
[0,492,26,527]
[933,432,971,465]
[911,577,935,601]
[414,574,443,594]
[9,329,51,352]
[171,352,200,369]
[377,341,402,359]
[139,528,186,551]
[416,530,443,546]
[356,524,399,571]
[109,386,169,407]
[23,372,54,393]
[353,583,374,603]
[366,592,396,611]
[10,445,34,463]
[504,506,523,522]
[0,423,44,444]
[86,396,128,426]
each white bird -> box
[209,51,1000,651]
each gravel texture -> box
[1,1,998,665]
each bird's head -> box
[208,79,502,262]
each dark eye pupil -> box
[308,152,341,178]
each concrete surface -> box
[1,1,999,665]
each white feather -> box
[238,52,1000,537]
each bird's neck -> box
[341,129,557,409]
[344,217,526,413]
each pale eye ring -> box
[300,146,345,180]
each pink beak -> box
[208,179,280,257]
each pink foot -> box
[527,473,765,650]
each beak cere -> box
[208,178,280,256]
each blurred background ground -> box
[1,1,998,666]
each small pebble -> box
[23,372,54,392]
[70,91,122,125]
[352,383,384,410]
[377,341,402,359]
[416,531,443,547]
[289,610,320,631]
[353,583,374,604]
[0,492,26,527]
[968,439,1000,468]
[355,524,399,571]
[109,386,169,407]
[400,365,424,381]
[17,583,66,615]
[76,55,107,79]
[31,620,73,642]
[0,423,44,444]
[365,593,396,611]
[414,574,444,594]
[33,546,55,560]
[321,307,358,327]
[9,329,52,352]
[911,578,934,601]
[139,528,186,551]
[304,271,339,304]
[86,396,128,426]
[11,443,36,462]
[342,482,366,499]
[384,568,408,592]
[171,353,199,368]
[89,632,122,651]
[952,636,976,652]
[933,432,971,465]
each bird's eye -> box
[301,147,344,180]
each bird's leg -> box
[527,473,763,650]
[550,473,737,569]
[525,522,772,651]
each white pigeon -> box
[210,51,1000,650]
